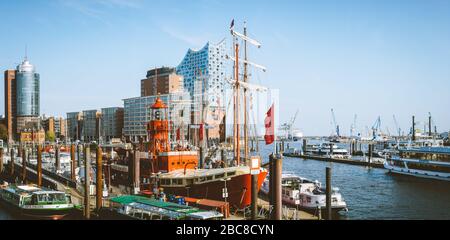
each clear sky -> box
[1,0,449,136]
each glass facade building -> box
[16,59,40,117]
[123,92,190,142]
[101,107,124,141]
[176,40,227,108]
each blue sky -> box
[1,0,449,136]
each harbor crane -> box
[279,109,299,141]
[393,115,401,137]
[372,116,382,140]
[350,114,358,137]
[331,108,340,137]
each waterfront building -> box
[141,67,184,96]
[42,116,66,140]
[19,128,45,144]
[123,92,190,142]
[101,107,124,142]
[15,58,40,135]
[4,70,17,142]
[176,40,227,140]
[66,112,82,142]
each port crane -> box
[350,114,358,137]
[279,109,299,141]
[331,108,340,137]
[371,116,382,140]
[393,115,401,137]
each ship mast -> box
[243,22,249,161]
[234,43,241,165]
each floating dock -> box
[283,153,384,169]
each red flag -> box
[264,104,275,145]
[176,128,180,141]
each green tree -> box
[0,123,7,142]
[46,130,56,142]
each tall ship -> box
[143,97,267,209]
[384,146,450,181]
[0,183,75,220]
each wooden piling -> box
[251,173,258,220]
[22,148,27,183]
[71,144,76,181]
[37,145,42,187]
[96,147,103,211]
[84,145,91,220]
[55,145,60,173]
[10,148,14,176]
[133,149,140,194]
[368,144,372,167]
[273,154,282,220]
[302,139,307,154]
[326,167,332,220]
[0,148,3,174]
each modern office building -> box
[101,107,124,141]
[66,112,82,142]
[123,92,190,142]
[141,67,184,96]
[80,110,100,142]
[4,69,17,142]
[15,58,40,134]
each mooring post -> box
[22,148,27,183]
[199,146,204,168]
[268,154,274,214]
[302,139,307,154]
[0,148,3,174]
[326,167,332,220]
[96,147,103,211]
[77,144,81,167]
[55,144,60,173]
[251,173,258,220]
[330,143,334,157]
[37,145,42,187]
[368,144,372,167]
[10,148,15,176]
[273,154,282,220]
[71,144,76,181]
[84,145,91,220]
[133,149,140,195]
[221,149,227,168]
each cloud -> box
[58,0,142,24]
[160,25,206,47]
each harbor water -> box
[2,142,450,220]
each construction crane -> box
[393,115,401,137]
[331,108,340,137]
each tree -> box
[46,130,56,142]
[0,123,7,142]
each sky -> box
[0,0,449,136]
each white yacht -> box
[384,146,450,181]
[305,142,350,159]
[260,173,348,213]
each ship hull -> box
[160,171,267,210]
[0,196,73,220]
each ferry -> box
[260,173,348,213]
[0,183,75,220]
[384,146,450,181]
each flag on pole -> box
[264,104,275,145]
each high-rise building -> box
[141,67,184,96]
[66,112,82,142]
[101,107,124,141]
[176,40,227,139]
[15,58,40,134]
[176,40,227,108]
[4,69,17,142]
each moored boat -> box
[0,183,75,220]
